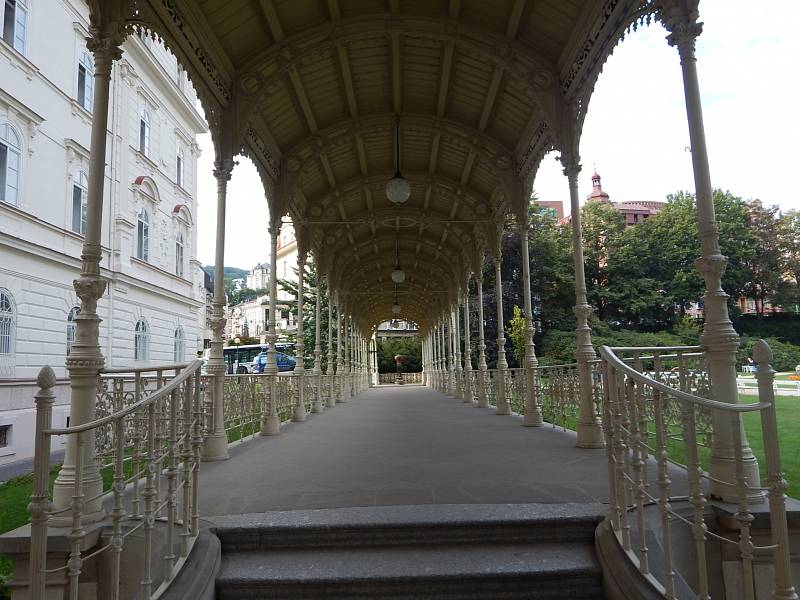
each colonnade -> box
[51,2,757,521]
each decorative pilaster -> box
[261,222,281,435]
[463,283,474,404]
[493,253,509,415]
[293,252,307,422]
[53,24,122,522]
[662,4,760,499]
[475,273,489,408]
[561,155,604,448]
[520,219,543,426]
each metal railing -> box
[599,342,796,599]
[377,372,422,384]
[28,360,205,600]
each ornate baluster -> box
[653,386,676,598]
[191,373,202,537]
[731,408,755,600]
[682,401,710,600]
[753,341,799,600]
[141,402,157,599]
[109,409,126,598]
[28,366,56,600]
[181,375,193,557]
[602,362,619,534]
[628,365,649,575]
[131,372,143,518]
[68,430,86,600]
[614,370,631,552]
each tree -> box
[278,262,331,370]
[377,336,421,373]
[507,305,526,365]
[741,200,784,316]
[580,201,625,320]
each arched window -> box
[173,327,184,362]
[0,122,22,206]
[136,208,149,261]
[134,319,149,361]
[176,146,184,188]
[77,51,94,111]
[66,306,80,355]
[175,231,184,277]
[71,171,88,234]
[139,109,150,156]
[0,289,16,377]
[2,0,28,54]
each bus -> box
[200,343,296,374]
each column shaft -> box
[520,224,543,426]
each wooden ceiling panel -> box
[347,36,393,115]
[361,129,393,175]
[437,141,472,183]
[260,84,306,148]
[296,51,349,130]
[447,51,493,127]
[274,0,329,38]
[518,0,583,62]
[400,37,443,115]
[338,0,390,19]
[326,139,361,185]
[487,78,535,148]
[401,128,433,175]
[399,0,449,18]
[460,0,514,35]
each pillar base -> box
[312,401,323,413]
[709,454,764,504]
[575,420,605,449]
[261,415,281,436]
[326,397,336,408]
[201,433,230,461]
[523,412,543,427]
[292,408,307,422]
[51,470,106,526]
[496,405,510,416]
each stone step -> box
[211,503,606,552]
[216,541,604,599]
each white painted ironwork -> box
[599,342,797,600]
[28,360,205,600]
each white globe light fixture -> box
[391,267,405,284]
[386,176,410,205]
[386,118,410,205]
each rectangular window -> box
[0,143,6,202]
[0,424,9,447]
[2,0,26,53]
[139,119,149,156]
[72,185,85,234]
[0,141,18,205]
[77,64,86,107]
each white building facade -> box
[0,0,206,464]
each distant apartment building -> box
[246,263,270,290]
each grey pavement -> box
[198,385,611,516]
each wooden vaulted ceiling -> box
[142,0,655,332]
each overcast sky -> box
[195,0,800,269]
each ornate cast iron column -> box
[53,20,125,521]
[463,283,474,404]
[453,303,463,399]
[336,304,344,402]
[293,251,307,422]
[313,278,323,412]
[475,273,489,408]
[663,3,759,500]
[202,158,234,460]
[562,155,604,448]
[520,218,543,426]
[493,251,509,415]
[261,221,281,436]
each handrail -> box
[45,359,203,435]
[606,344,703,353]
[100,362,191,374]
[599,346,767,413]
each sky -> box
[195,0,800,269]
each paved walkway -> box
[198,385,611,517]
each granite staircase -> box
[211,503,607,599]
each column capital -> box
[212,159,235,182]
[86,29,124,75]
[559,153,581,181]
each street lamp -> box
[386,117,410,205]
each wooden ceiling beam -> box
[506,0,526,39]
[391,32,402,113]
[327,0,341,21]
[258,0,285,42]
